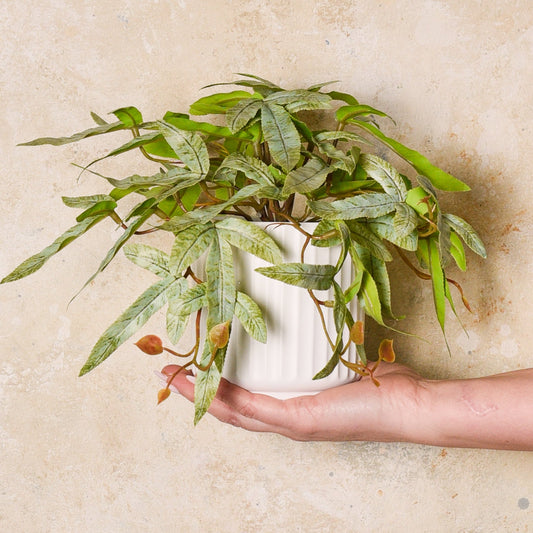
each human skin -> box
[158,363,533,451]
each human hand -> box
[158,362,428,442]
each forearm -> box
[411,369,533,450]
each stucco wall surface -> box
[0,1,532,531]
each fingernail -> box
[185,375,196,385]
[154,370,169,383]
[169,384,180,394]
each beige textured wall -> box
[1,1,532,531]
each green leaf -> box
[449,232,467,271]
[314,130,369,145]
[370,214,418,251]
[215,218,283,264]
[313,282,346,380]
[282,157,331,195]
[156,121,210,175]
[189,90,254,115]
[256,263,336,290]
[367,255,399,320]
[18,121,127,146]
[165,278,191,344]
[205,231,236,329]
[346,220,393,262]
[62,194,115,209]
[173,283,208,316]
[359,153,407,201]
[164,112,252,140]
[308,193,397,220]
[424,237,448,340]
[351,120,470,191]
[123,243,171,277]
[169,224,215,275]
[442,214,487,258]
[111,106,143,126]
[1,215,107,284]
[194,341,223,425]
[226,98,262,133]
[90,112,107,125]
[160,184,263,232]
[261,103,301,172]
[315,141,356,174]
[393,203,418,238]
[79,275,182,376]
[326,91,359,106]
[265,89,331,113]
[75,200,117,222]
[359,270,385,325]
[336,104,392,123]
[220,153,276,187]
[235,291,267,343]
[405,186,430,215]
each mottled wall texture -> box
[1,1,531,531]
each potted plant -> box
[2,74,486,424]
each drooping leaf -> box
[442,214,487,258]
[215,218,283,264]
[313,282,346,380]
[205,231,236,329]
[235,291,267,343]
[282,157,331,195]
[367,255,399,320]
[62,194,116,209]
[79,275,183,376]
[449,231,467,271]
[359,153,407,201]
[123,243,171,277]
[156,121,210,175]
[166,278,192,344]
[308,193,397,221]
[346,220,393,262]
[1,214,107,284]
[358,270,385,325]
[18,121,127,147]
[351,120,470,191]
[423,237,448,344]
[256,263,336,291]
[226,98,263,133]
[261,103,301,172]
[194,341,223,425]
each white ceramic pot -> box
[222,222,363,399]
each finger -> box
[160,365,299,436]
